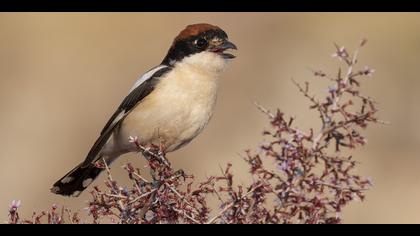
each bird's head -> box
[162,23,237,72]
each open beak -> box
[210,40,238,59]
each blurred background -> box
[0,13,418,223]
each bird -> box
[51,23,237,197]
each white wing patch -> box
[61,176,74,184]
[129,65,168,93]
[82,178,93,188]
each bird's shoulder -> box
[99,65,172,135]
[129,65,170,93]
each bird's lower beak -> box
[210,40,238,59]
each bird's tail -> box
[51,162,103,197]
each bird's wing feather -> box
[81,65,172,167]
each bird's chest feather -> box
[120,63,220,151]
[156,67,218,131]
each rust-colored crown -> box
[174,23,222,42]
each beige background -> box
[0,13,418,223]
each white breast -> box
[113,51,228,153]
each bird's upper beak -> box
[210,40,238,59]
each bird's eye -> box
[195,38,208,49]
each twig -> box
[206,183,263,224]
[316,181,369,192]
[172,207,201,224]
[127,189,157,205]
[102,158,125,214]
[165,183,200,215]
[129,136,171,167]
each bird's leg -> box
[156,138,171,167]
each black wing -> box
[81,66,172,167]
